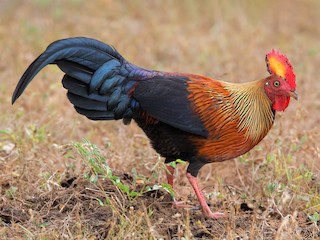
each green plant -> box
[308,212,319,224]
[74,139,175,201]
[74,139,142,199]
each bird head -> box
[264,49,297,112]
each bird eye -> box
[273,80,280,87]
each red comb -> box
[266,49,296,89]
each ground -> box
[0,0,320,239]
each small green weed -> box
[74,139,142,199]
[308,212,319,223]
[5,186,18,199]
[167,158,186,169]
[73,139,173,201]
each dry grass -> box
[0,0,320,239]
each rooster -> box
[12,37,297,218]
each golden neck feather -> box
[224,79,275,143]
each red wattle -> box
[272,96,290,111]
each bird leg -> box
[186,173,225,219]
[166,165,192,208]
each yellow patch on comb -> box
[267,56,286,78]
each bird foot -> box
[172,199,193,209]
[171,199,225,219]
[204,211,225,219]
[189,205,225,219]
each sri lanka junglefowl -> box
[12,37,297,218]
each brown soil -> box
[1,170,319,239]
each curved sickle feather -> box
[12,37,121,103]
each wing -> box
[133,75,208,137]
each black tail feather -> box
[12,37,150,122]
[74,107,117,120]
[57,60,92,84]
[12,38,125,103]
[61,75,107,103]
[89,59,121,93]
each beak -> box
[289,90,298,100]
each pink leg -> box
[166,165,192,208]
[186,173,225,219]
